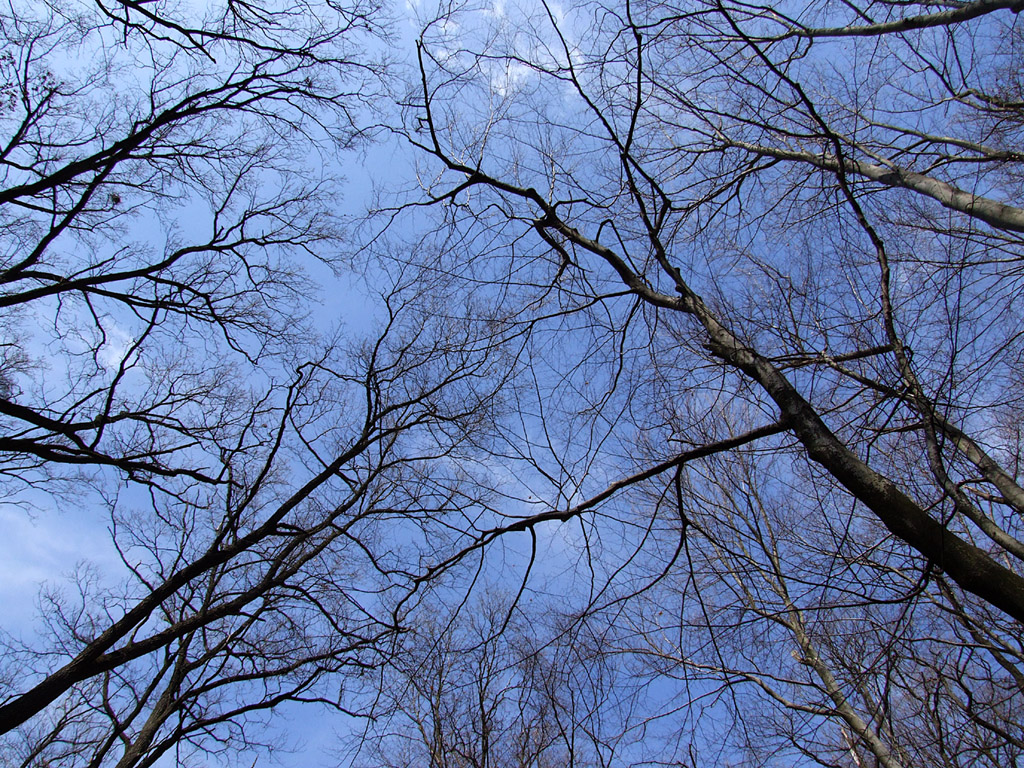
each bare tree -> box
[353,593,633,768]
[610,447,1024,767]
[0,1,520,766]
[9,0,1024,764]
[383,0,1024,764]
[0,0,380,487]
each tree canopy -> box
[3,1,1024,766]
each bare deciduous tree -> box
[8,0,1024,764]
[384,0,1024,764]
[353,595,632,768]
[0,2,515,766]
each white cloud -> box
[97,322,136,371]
